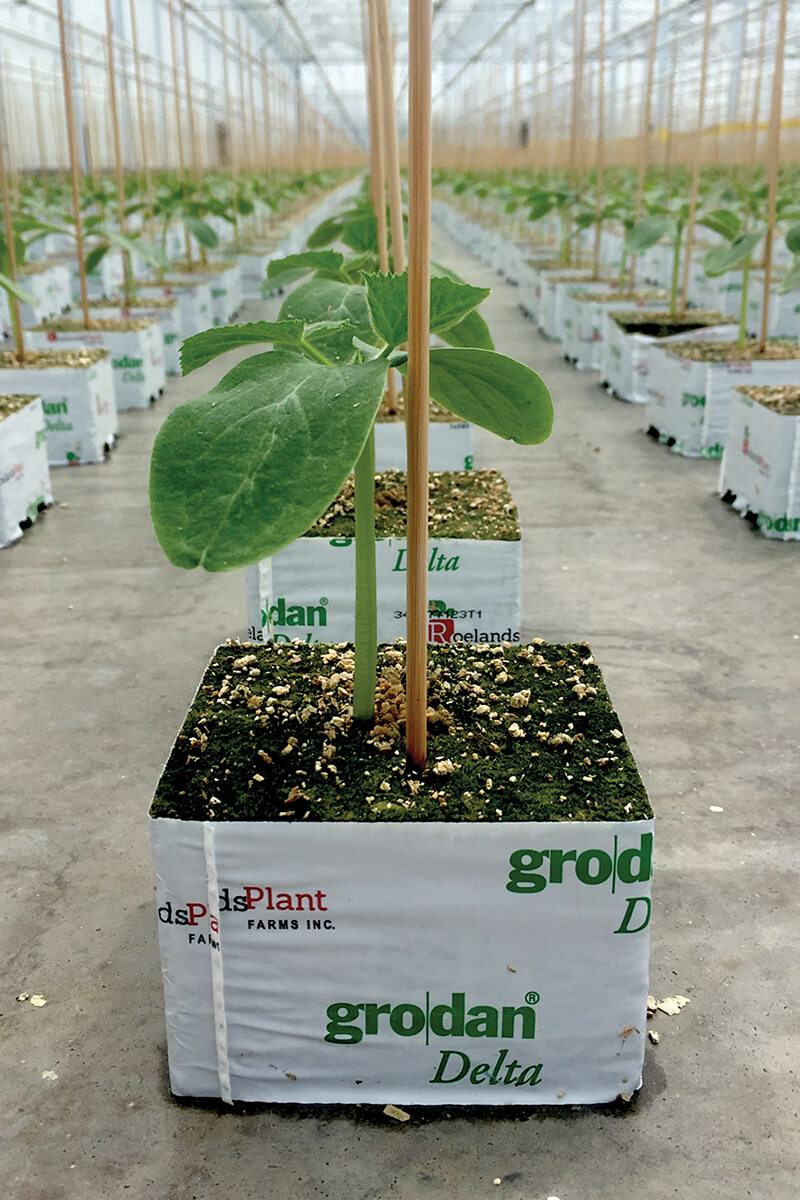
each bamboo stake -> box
[76,29,95,181]
[56,0,90,327]
[678,0,713,314]
[0,68,25,358]
[628,0,661,289]
[221,10,236,175]
[246,31,258,176]
[128,0,155,235]
[237,19,248,173]
[104,0,133,304]
[168,0,191,261]
[758,0,788,353]
[180,1,199,176]
[592,0,606,280]
[375,0,405,273]
[406,0,432,770]
[260,47,272,175]
[748,0,768,169]
[31,63,49,176]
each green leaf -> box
[267,250,345,280]
[0,270,37,306]
[149,352,389,571]
[85,244,110,274]
[184,216,219,249]
[341,213,378,253]
[702,230,763,277]
[778,259,800,294]
[102,228,166,267]
[260,267,309,295]
[279,278,375,362]
[786,223,800,255]
[307,216,344,248]
[180,319,307,375]
[437,307,494,351]
[698,209,741,242]
[363,271,491,349]
[431,275,491,333]
[527,194,554,221]
[397,348,553,444]
[624,214,675,254]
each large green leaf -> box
[341,213,378,253]
[184,216,219,249]
[437,307,494,351]
[363,271,491,348]
[0,271,37,306]
[698,208,741,242]
[397,348,553,444]
[786,223,800,255]
[279,278,374,362]
[261,267,309,295]
[703,230,763,277]
[307,216,344,248]
[180,319,307,375]
[266,250,345,280]
[85,244,110,275]
[778,259,800,294]
[527,193,554,221]
[149,352,389,572]
[624,214,675,254]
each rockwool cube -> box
[245,536,522,645]
[151,817,652,1105]
[0,396,52,547]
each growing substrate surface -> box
[307,470,520,541]
[0,347,108,368]
[736,384,800,414]
[151,640,652,825]
[0,394,38,420]
[36,316,155,333]
[663,338,800,362]
[610,309,731,337]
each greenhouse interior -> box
[2,0,799,1195]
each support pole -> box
[679,0,713,314]
[405,0,432,770]
[758,0,788,352]
[56,0,91,326]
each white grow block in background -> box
[374,420,474,472]
[603,316,737,405]
[567,295,667,372]
[245,536,522,645]
[151,815,653,1104]
[206,263,242,325]
[237,249,273,300]
[138,280,214,341]
[0,353,116,465]
[92,301,182,377]
[719,391,800,538]
[645,341,799,458]
[27,322,165,411]
[0,396,52,548]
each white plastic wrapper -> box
[0,355,116,465]
[720,392,800,538]
[0,264,72,333]
[568,296,666,372]
[374,421,473,472]
[206,263,242,325]
[605,318,736,406]
[646,341,798,457]
[151,815,653,1104]
[0,397,52,547]
[745,281,800,339]
[245,537,522,645]
[535,268,590,334]
[113,303,182,376]
[26,322,165,412]
[237,250,273,300]
[138,280,214,341]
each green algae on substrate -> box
[151,641,652,825]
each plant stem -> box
[738,257,750,350]
[669,224,682,316]
[617,248,628,293]
[352,428,377,722]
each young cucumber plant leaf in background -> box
[701,217,764,348]
[778,223,800,293]
[151,267,552,722]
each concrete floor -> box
[3,224,799,1200]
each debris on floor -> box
[383,1103,410,1122]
